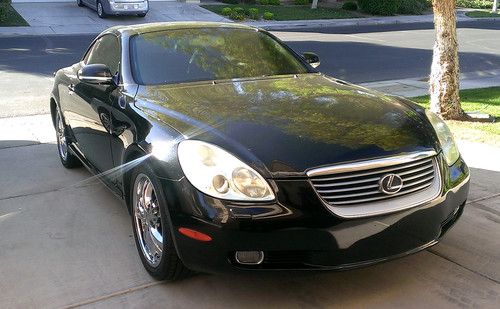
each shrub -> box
[221,7,233,16]
[398,0,429,15]
[248,7,259,19]
[263,11,274,20]
[0,4,8,23]
[357,0,400,15]
[268,0,281,5]
[222,0,239,4]
[233,6,245,14]
[294,0,308,5]
[457,0,493,9]
[230,11,245,20]
[342,1,358,11]
[258,0,269,4]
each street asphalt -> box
[0,21,499,118]
[0,20,499,308]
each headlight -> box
[425,110,460,165]
[177,140,275,201]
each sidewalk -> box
[360,69,500,97]
[0,3,498,36]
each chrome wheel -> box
[56,110,68,161]
[133,173,163,267]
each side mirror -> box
[77,64,113,84]
[303,52,320,68]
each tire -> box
[130,164,191,281]
[97,1,107,18]
[76,0,84,7]
[55,107,82,169]
[137,13,147,17]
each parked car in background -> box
[50,22,470,281]
[77,0,149,18]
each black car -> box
[50,22,470,281]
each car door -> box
[67,34,121,174]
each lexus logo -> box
[379,174,404,195]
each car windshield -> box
[129,27,310,85]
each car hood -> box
[135,74,438,176]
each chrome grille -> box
[309,155,437,206]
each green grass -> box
[201,5,358,21]
[413,87,500,146]
[0,3,29,27]
[465,10,500,18]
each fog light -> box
[235,251,264,265]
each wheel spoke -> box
[143,180,153,208]
[150,227,163,254]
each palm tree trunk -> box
[429,0,466,120]
[493,0,499,13]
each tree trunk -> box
[311,0,318,9]
[429,0,466,120]
[493,0,499,13]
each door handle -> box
[68,84,75,94]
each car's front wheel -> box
[55,107,81,168]
[131,164,191,281]
[76,0,84,7]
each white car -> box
[77,0,149,18]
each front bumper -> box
[159,155,469,274]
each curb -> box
[244,15,499,31]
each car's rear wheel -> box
[131,164,191,281]
[55,107,81,168]
[137,13,147,17]
[97,1,107,18]
[76,0,84,7]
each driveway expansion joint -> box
[60,280,164,309]
[467,192,500,205]
[428,249,500,284]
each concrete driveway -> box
[0,114,498,308]
[11,2,228,35]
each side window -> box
[84,35,120,75]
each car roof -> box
[102,22,258,37]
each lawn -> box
[413,87,500,146]
[0,3,28,27]
[201,5,358,21]
[465,10,500,18]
